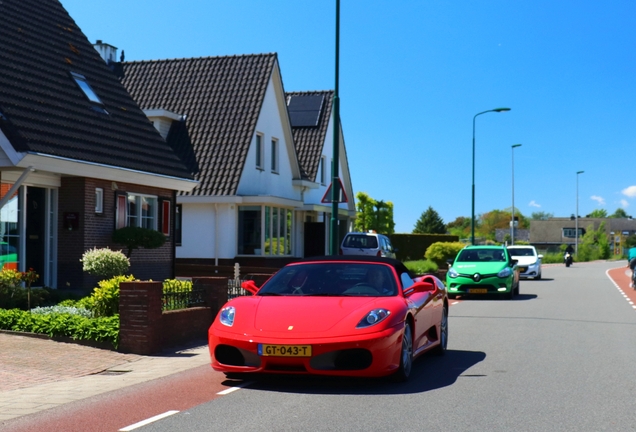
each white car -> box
[507,245,543,280]
[340,232,397,259]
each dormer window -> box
[71,72,103,105]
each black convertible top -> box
[293,255,413,277]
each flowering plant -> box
[21,268,39,285]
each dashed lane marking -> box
[119,410,179,431]
[217,381,254,395]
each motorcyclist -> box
[564,244,574,263]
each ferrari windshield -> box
[257,262,398,297]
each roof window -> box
[71,72,103,105]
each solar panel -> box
[288,95,325,127]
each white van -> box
[340,232,397,258]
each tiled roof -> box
[286,91,334,181]
[121,54,277,196]
[0,0,192,180]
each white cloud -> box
[529,200,541,208]
[621,199,629,208]
[591,195,605,206]
[622,186,636,198]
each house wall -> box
[236,79,299,201]
[57,177,176,291]
[177,203,237,259]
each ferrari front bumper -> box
[208,323,405,377]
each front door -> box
[26,187,46,286]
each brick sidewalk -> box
[0,333,141,392]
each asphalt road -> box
[137,261,636,432]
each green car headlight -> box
[448,268,459,278]
[497,268,511,278]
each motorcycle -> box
[564,252,573,267]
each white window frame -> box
[271,138,279,173]
[255,133,264,170]
[95,188,103,214]
[126,193,158,230]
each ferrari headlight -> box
[497,268,511,278]
[448,267,459,278]
[219,306,235,327]
[356,309,390,329]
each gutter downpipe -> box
[0,167,35,210]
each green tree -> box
[610,208,629,218]
[624,234,636,249]
[353,192,395,234]
[586,209,608,218]
[446,216,471,238]
[112,226,166,258]
[478,209,528,241]
[531,211,554,220]
[413,206,446,234]
[577,221,611,261]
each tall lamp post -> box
[510,144,522,245]
[471,107,511,245]
[575,170,584,255]
[329,0,341,255]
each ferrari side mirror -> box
[241,280,259,295]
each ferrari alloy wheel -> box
[433,306,448,356]
[394,323,413,382]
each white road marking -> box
[217,381,254,395]
[119,410,179,431]
[451,301,459,305]
[605,268,636,312]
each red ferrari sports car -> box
[208,256,448,381]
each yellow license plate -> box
[519,267,527,272]
[258,344,312,357]
[468,288,488,294]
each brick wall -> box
[119,278,228,355]
[57,178,176,291]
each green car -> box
[446,245,519,300]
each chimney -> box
[93,40,119,65]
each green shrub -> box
[0,268,50,310]
[113,226,166,258]
[404,260,438,275]
[89,275,136,317]
[163,279,194,311]
[425,241,466,266]
[31,305,93,318]
[0,308,119,349]
[541,252,564,264]
[81,247,130,279]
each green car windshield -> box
[457,249,507,263]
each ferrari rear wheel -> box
[393,323,413,382]
[432,306,448,356]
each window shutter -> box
[160,200,171,236]
[115,193,128,229]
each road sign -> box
[321,178,348,203]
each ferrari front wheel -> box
[393,323,413,382]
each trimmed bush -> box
[113,226,166,258]
[89,275,136,317]
[31,305,93,318]
[0,308,119,349]
[81,247,130,279]
[425,241,466,267]
[404,259,438,275]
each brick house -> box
[0,0,197,290]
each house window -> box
[240,205,293,256]
[118,193,157,229]
[563,228,584,238]
[319,156,326,185]
[95,188,103,214]
[174,204,182,246]
[255,133,264,169]
[271,138,279,173]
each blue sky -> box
[61,0,636,233]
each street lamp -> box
[575,170,584,255]
[329,0,341,255]
[471,107,511,245]
[510,144,522,245]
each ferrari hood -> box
[454,262,507,275]
[252,296,377,333]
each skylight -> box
[71,72,103,104]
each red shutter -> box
[116,194,127,229]
[161,200,171,236]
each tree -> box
[610,208,629,218]
[353,192,395,234]
[531,211,554,220]
[586,209,608,218]
[577,221,611,261]
[446,216,471,238]
[413,206,446,234]
[478,209,528,241]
